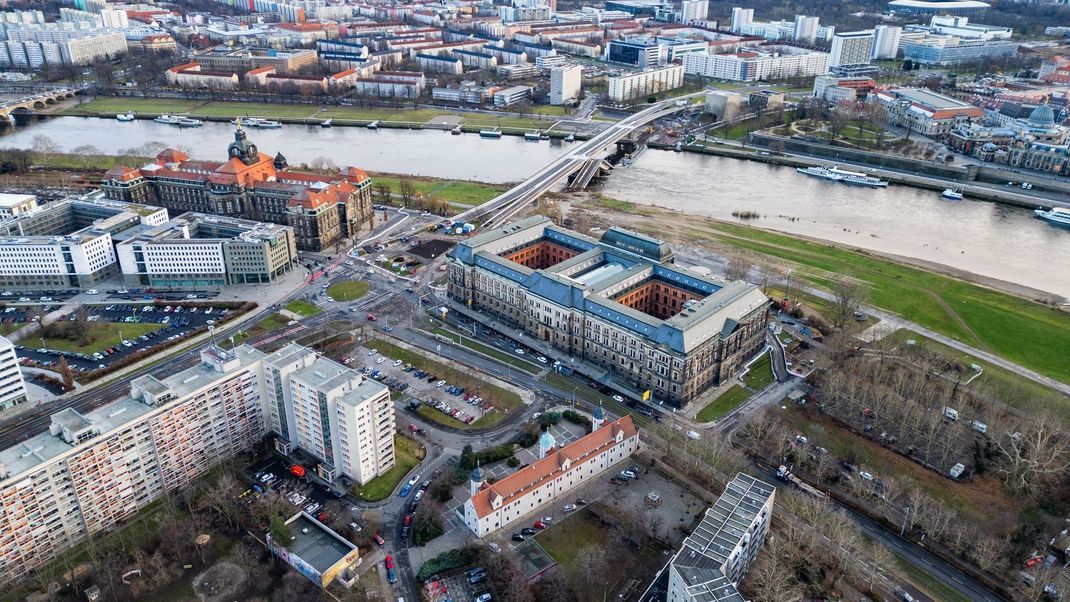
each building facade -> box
[550,64,582,105]
[607,64,684,103]
[447,218,769,407]
[872,24,902,59]
[661,474,775,601]
[0,335,27,410]
[900,35,1018,65]
[829,30,875,68]
[464,416,639,537]
[101,128,373,251]
[0,193,38,219]
[874,87,984,136]
[684,46,829,82]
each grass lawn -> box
[355,434,424,501]
[40,322,164,354]
[327,280,370,302]
[535,510,612,567]
[285,299,322,317]
[596,196,636,212]
[527,105,571,116]
[741,352,774,389]
[233,313,290,344]
[34,151,151,171]
[61,97,202,116]
[416,403,468,428]
[704,222,1070,385]
[368,338,523,425]
[368,173,506,206]
[432,328,541,374]
[695,385,751,423]
[0,323,24,336]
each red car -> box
[373,533,385,546]
[404,514,413,526]
[385,555,395,569]
[534,520,548,529]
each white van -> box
[971,420,987,434]
[943,407,959,421]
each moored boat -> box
[154,114,181,124]
[1035,206,1070,229]
[796,164,888,188]
[942,188,963,200]
[479,128,502,139]
[320,119,332,128]
[177,117,203,127]
[116,112,134,122]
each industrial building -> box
[447,217,769,407]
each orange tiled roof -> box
[104,165,140,182]
[468,416,637,519]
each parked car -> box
[385,556,395,569]
[372,533,385,546]
[511,533,525,542]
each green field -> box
[368,173,506,207]
[367,338,523,427]
[327,280,370,302]
[40,322,164,354]
[285,299,322,317]
[695,385,751,423]
[534,510,613,567]
[741,352,774,389]
[432,328,541,374]
[706,222,1070,385]
[0,323,24,337]
[63,98,554,131]
[355,434,424,501]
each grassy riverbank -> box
[60,97,557,131]
[367,172,507,207]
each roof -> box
[468,416,637,519]
[279,513,356,574]
[0,193,35,207]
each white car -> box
[611,395,624,403]
[514,348,524,355]
[537,356,548,364]
[287,320,299,326]
[686,430,701,440]
[368,349,378,356]
[85,289,99,295]
[435,380,446,388]
[375,357,386,364]
[392,359,403,367]
[122,340,133,348]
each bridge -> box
[0,85,85,121]
[454,96,697,229]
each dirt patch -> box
[192,562,247,602]
[408,238,455,259]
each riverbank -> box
[572,193,1070,386]
[59,97,589,139]
[663,140,1070,211]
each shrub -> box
[417,547,480,580]
[538,412,561,427]
[563,410,593,433]
[506,457,520,468]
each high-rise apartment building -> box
[0,343,394,583]
[829,30,875,67]
[872,24,903,59]
[680,0,708,23]
[793,15,820,43]
[729,7,753,32]
[549,64,582,105]
[0,335,27,410]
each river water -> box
[1,116,1067,297]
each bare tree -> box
[373,182,392,206]
[32,135,61,168]
[71,144,102,170]
[398,179,417,206]
[828,274,867,328]
[994,411,1070,494]
[724,256,752,282]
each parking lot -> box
[346,345,496,425]
[423,568,491,602]
[14,302,238,375]
[246,457,352,525]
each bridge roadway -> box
[455,97,695,229]
[0,85,85,120]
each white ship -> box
[153,114,181,124]
[116,112,135,122]
[796,165,889,188]
[942,188,963,200]
[1035,206,1070,229]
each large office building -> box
[874,87,984,135]
[606,64,684,103]
[0,343,393,583]
[606,36,708,69]
[115,212,298,288]
[654,473,775,601]
[0,194,168,290]
[190,45,317,74]
[447,217,769,407]
[0,335,27,410]
[684,46,829,82]
[549,64,582,105]
[829,31,874,68]
[101,128,373,251]
[900,35,1017,65]
[264,344,395,486]
[464,416,639,537]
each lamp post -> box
[900,506,910,536]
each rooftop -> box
[0,193,35,208]
[280,513,356,574]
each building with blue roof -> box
[446,217,769,407]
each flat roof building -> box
[0,335,27,411]
[267,513,361,589]
[0,193,38,220]
[888,0,990,15]
[875,87,985,135]
[447,217,769,407]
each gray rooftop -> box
[283,513,356,573]
[291,356,357,392]
[0,345,265,483]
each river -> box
[1,116,1066,297]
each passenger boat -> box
[564,133,575,142]
[153,114,181,124]
[479,129,502,139]
[367,121,379,130]
[941,188,964,200]
[320,119,332,128]
[524,131,541,141]
[176,117,203,127]
[116,112,135,122]
[795,164,888,188]
[1035,206,1070,229]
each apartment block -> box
[684,46,829,82]
[607,64,684,103]
[549,64,582,105]
[0,335,27,410]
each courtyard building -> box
[447,217,769,407]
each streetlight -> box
[900,506,910,536]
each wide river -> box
[2,116,1067,297]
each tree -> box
[57,355,74,389]
[994,411,1070,494]
[828,274,867,328]
[268,515,294,546]
[71,144,102,170]
[373,182,392,206]
[398,179,417,206]
[32,135,61,168]
[724,256,751,282]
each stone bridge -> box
[0,85,86,121]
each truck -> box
[777,465,828,499]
